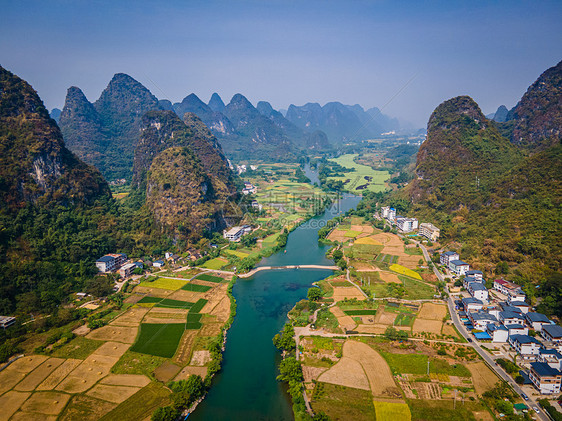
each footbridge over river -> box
[237,265,338,278]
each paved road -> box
[415,240,548,421]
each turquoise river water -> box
[190,186,361,420]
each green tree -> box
[307,287,323,301]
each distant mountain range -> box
[57,74,403,180]
[285,102,399,143]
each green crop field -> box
[202,258,228,270]
[262,232,281,246]
[380,351,470,377]
[181,283,212,292]
[344,230,361,238]
[400,276,436,300]
[130,323,185,358]
[189,299,208,313]
[312,382,375,421]
[137,296,161,305]
[407,399,486,421]
[351,244,384,260]
[389,264,423,280]
[394,312,415,326]
[138,296,193,309]
[374,401,411,421]
[138,277,187,290]
[343,309,378,316]
[185,312,203,330]
[98,382,170,421]
[196,273,224,283]
[327,154,390,193]
[157,298,193,309]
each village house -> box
[461,297,484,312]
[418,222,440,241]
[493,279,522,297]
[499,310,526,325]
[462,276,482,289]
[542,325,562,343]
[449,259,470,276]
[529,362,562,394]
[526,313,551,332]
[487,324,509,343]
[504,323,529,336]
[509,334,543,359]
[507,290,527,306]
[153,260,165,268]
[509,300,530,313]
[469,311,497,330]
[467,282,489,301]
[440,251,459,266]
[465,270,483,280]
[538,349,562,370]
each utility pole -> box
[427,359,430,376]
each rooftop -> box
[469,283,487,291]
[531,361,561,377]
[470,312,497,321]
[96,255,114,263]
[488,323,508,331]
[462,297,483,305]
[450,260,469,266]
[526,313,550,323]
[505,324,526,330]
[510,334,541,345]
[442,251,458,256]
[543,324,562,338]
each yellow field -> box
[389,264,422,280]
[373,401,411,421]
[355,237,382,245]
[137,277,187,290]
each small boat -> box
[284,250,287,253]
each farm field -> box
[201,257,228,270]
[137,277,187,290]
[327,154,390,193]
[0,271,234,421]
[303,334,495,421]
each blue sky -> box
[1,0,561,127]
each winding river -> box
[190,167,361,421]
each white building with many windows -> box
[396,217,418,232]
[418,222,440,241]
[440,251,459,266]
[529,362,562,394]
[449,260,470,276]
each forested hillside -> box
[400,61,561,302]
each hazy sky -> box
[1,0,561,127]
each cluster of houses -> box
[379,206,440,241]
[242,181,257,195]
[445,256,562,395]
[95,253,144,278]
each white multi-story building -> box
[223,225,252,242]
[119,263,136,278]
[529,362,562,394]
[95,253,127,273]
[467,282,488,301]
[380,206,396,222]
[465,270,483,280]
[449,260,470,276]
[526,313,551,332]
[469,311,497,330]
[440,251,459,266]
[505,324,529,336]
[542,325,562,343]
[487,324,509,342]
[396,217,418,233]
[418,222,440,241]
[509,334,543,359]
